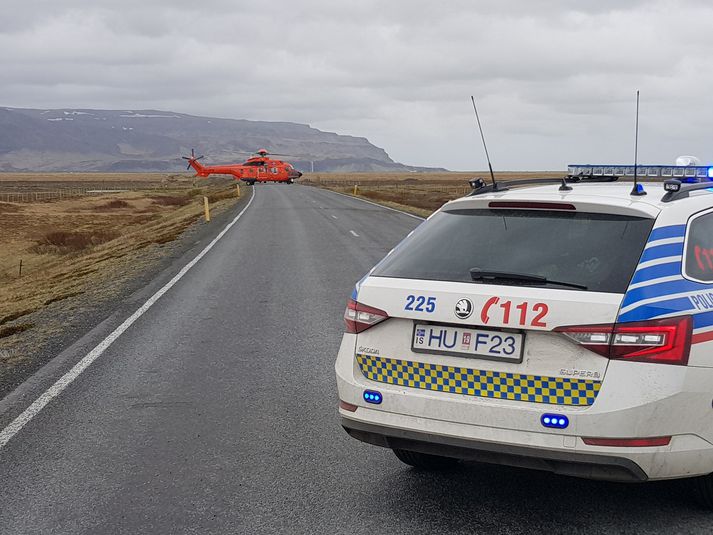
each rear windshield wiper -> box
[469,268,588,290]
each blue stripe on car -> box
[694,310,713,330]
[621,279,706,308]
[639,242,684,263]
[647,224,686,241]
[618,297,695,323]
[618,225,690,323]
[630,262,682,285]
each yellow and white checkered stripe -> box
[356,354,600,406]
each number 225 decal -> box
[481,297,549,327]
[404,295,436,313]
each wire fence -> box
[0,188,95,203]
[0,184,195,204]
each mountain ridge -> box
[0,107,443,173]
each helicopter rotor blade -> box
[182,149,204,169]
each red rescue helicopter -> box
[182,148,303,185]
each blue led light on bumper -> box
[363,390,383,404]
[541,414,569,429]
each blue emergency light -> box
[568,164,713,182]
[541,414,569,429]
[363,390,383,404]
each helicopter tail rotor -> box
[181,148,205,170]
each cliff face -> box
[0,107,435,172]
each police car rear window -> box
[372,209,655,293]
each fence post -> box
[203,196,211,222]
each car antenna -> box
[470,96,498,190]
[631,90,646,196]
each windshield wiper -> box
[469,268,588,290]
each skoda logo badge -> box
[454,298,473,319]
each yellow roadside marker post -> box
[236,184,241,197]
[353,184,359,195]
[203,196,211,222]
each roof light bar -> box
[568,164,713,181]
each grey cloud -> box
[1,0,712,169]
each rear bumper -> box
[342,416,647,482]
[336,334,713,481]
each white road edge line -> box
[0,187,257,451]
[318,187,425,220]
[349,230,359,237]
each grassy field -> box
[0,173,242,350]
[301,171,565,215]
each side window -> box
[272,167,278,174]
[685,211,713,282]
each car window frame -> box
[683,207,713,284]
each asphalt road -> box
[0,185,712,534]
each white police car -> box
[335,167,713,506]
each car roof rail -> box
[661,179,713,202]
[468,175,619,196]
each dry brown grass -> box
[0,323,33,340]
[0,202,22,214]
[206,189,241,203]
[0,181,242,343]
[33,229,120,253]
[150,195,192,207]
[303,171,565,215]
[0,172,187,183]
[301,170,563,186]
[94,199,131,210]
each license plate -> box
[412,324,524,363]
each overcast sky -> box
[2,0,712,170]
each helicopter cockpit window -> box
[271,168,278,174]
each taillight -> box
[555,315,692,365]
[344,299,389,334]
